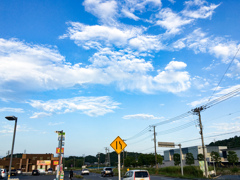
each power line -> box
[179,130,240,144]
[125,126,151,141]
[156,119,197,135]
[208,47,240,102]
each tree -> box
[157,154,163,165]
[227,151,238,166]
[173,153,180,166]
[124,156,136,167]
[186,153,194,165]
[197,154,204,161]
[210,151,221,167]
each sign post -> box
[110,136,127,180]
[158,142,184,176]
[55,131,65,180]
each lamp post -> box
[5,116,18,180]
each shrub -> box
[231,167,239,173]
[183,166,203,177]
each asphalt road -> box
[3,171,240,180]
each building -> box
[0,153,59,172]
[162,145,227,167]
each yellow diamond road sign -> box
[110,136,127,154]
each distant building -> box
[222,148,240,162]
[162,145,227,167]
[0,153,59,172]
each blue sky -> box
[0,0,240,158]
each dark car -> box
[101,167,113,177]
[10,169,17,176]
[32,170,40,176]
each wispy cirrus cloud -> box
[48,122,65,126]
[28,96,120,118]
[123,114,163,120]
[0,107,24,113]
[188,84,240,107]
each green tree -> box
[186,153,194,165]
[227,151,238,166]
[197,154,204,161]
[210,151,221,167]
[125,156,136,167]
[173,153,180,166]
[157,154,163,165]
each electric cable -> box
[179,130,240,144]
[208,47,240,102]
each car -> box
[81,168,89,175]
[123,170,150,180]
[47,168,53,173]
[16,169,22,175]
[10,169,17,176]
[0,169,7,178]
[101,167,113,177]
[32,170,40,176]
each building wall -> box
[0,154,58,172]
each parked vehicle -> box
[16,169,22,175]
[32,170,40,176]
[101,167,113,177]
[0,169,7,178]
[47,168,53,173]
[10,169,17,176]
[123,170,150,180]
[81,168,89,175]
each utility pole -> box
[151,126,158,169]
[108,148,111,166]
[193,107,208,177]
[83,154,85,166]
[105,147,109,166]
[98,153,100,169]
[122,149,125,169]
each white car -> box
[0,169,7,178]
[123,170,150,180]
[81,169,89,175]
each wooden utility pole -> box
[153,126,158,169]
[193,107,208,177]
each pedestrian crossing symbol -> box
[110,136,127,154]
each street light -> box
[5,116,18,180]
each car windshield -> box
[105,168,112,170]
[135,171,148,178]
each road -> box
[3,171,190,180]
[3,171,240,180]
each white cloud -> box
[0,107,24,113]
[165,61,187,70]
[172,29,240,66]
[188,84,240,107]
[121,9,140,21]
[30,112,52,119]
[28,96,120,117]
[48,122,65,126]
[123,114,163,120]
[210,122,240,132]
[121,0,161,13]
[83,0,118,25]
[155,8,193,34]
[0,38,191,97]
[182,4,219,19]
[0,124,33,134]
[61,22,164,52]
